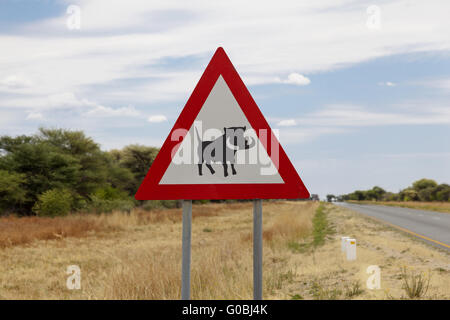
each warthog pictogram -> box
[195,126,256,177]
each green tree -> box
[109,144,159,193]
[348,190,366,201]
[38,128,110,197]
[382,192,399,201]
[418,187,435,201]
[0,141,80,212]
[0,170,26,213]
[400,188,419,201]
[412,179,437,192]
[108,165,136,193]
[434,184,450,201]
[0,128,112,213]
[371,186,386,201]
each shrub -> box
[92,186,129,201]
[89,196,134,214]
[344,281,364,298]
[87,186,135,214]
[435,184,450,201]
[418,187,435,202]
[33,189,73,217]
[142,200,178,211]
[401,267,430,299]
[400,188,419,201]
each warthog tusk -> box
[246,136,256,148]
[226,137,240,150]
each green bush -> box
[435,184,450,201]
[87,186,135,214]
[400,188,419,201]
[142,200,179,211]
[89,196,134,214]
[33,189,73,217]
[418,187,435,201]
[92,186,129,201]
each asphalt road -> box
[337,202,450,251]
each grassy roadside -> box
[312,203,335,247]
[347,200,450,213]
[285,203,334,255]
[275,203,450,300]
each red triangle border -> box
[135,47,310,200]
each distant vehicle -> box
[310,194,319,201]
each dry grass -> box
[0,215,109,248]
[0,201,318,299]
[0,204,224,249]
[105,201,317,299]
[348,201,450,213]
[1,201,448,300]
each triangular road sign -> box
[135,47,309,200]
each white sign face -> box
[160,76,284,185]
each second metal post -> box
[253,199,263,300]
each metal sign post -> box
[181,200,192,300]
[253,199,263,300]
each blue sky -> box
[0,0,449,198]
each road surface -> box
[337,202,450,251]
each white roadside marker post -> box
[346,238,356,261]
[341,236,350,252]
[253,199,263,300]
[181,200,192,300]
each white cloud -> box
[0,75,33,89]
[1,0,450,152]
[147,115,168,123]
[272,102,450,145]
[0,92,100,111]
[277,119,297,127]
[26,112,44,120]
[276,73,311,86]
[0,0,449,108]
[416,78,450,91]
[294,104,450,127]
[378,81,396,86]
[378,152,450,159]
[84,105,140,117]
[279,127,349,145]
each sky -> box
[0,0,449,199]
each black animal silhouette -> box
[195,126,256,177]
